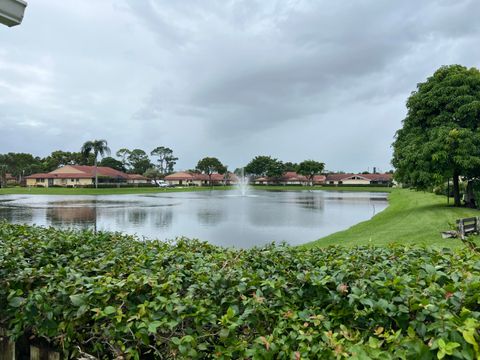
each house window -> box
[71,179,75,182]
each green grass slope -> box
[306,189,480,248]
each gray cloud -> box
[1,0,480,172]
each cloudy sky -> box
[1,0,480,172]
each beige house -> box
[325,173,392,186]
[164,172,238,186]
[26,165,147,187]
[253,172,326,185]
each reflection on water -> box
[0,190,388,248]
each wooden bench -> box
[457,217,480,240]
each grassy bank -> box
[0,185,392,196]
[0,186,235,195]
[252,185,393,192]
[307,189,480,248]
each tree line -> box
[0,139,326,187]
[0,143,179,186]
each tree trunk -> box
[453,171,461,207]
[94,157,98,189]
[465,180,476,208]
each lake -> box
[0,189,388,247]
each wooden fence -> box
[0,328,60,360]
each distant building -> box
[25,165,148,187]
[5,173,17,185]
[325,173,392,186]
[164,172,238,186]
[253,172,326,185]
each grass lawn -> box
[0,186,235,196]
[251,185,393,192]
[0,185,392,195]
[305,188,480,248]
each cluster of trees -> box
[393,65,480,207]
[0,141,179,187]
[0,141,325,189]
[243,156,325,183]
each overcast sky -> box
[1,0,480,172]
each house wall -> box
[341,179,371,185]
[127,179,148,184]
[27,178,93,187]
[26,178,42,187]
[53,178,92,187]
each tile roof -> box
[25,165,143,181]
[325,173,392,182]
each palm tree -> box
[81,139,111,188]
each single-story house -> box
[164,172,238,186]
[253,172,326,185]
[5,173,17,185]
[26,165,148,187]
[325,173,392,186]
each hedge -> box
[1,223,480,359]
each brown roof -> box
[26,165,133,180]
[127,174,148,180]
[164,172,195,181]
[361,173,393,181]
[281,172,308,181]
[68,165,128,178]
[313,175,326,182]
[165,172,233,182]
[325,173,392,182]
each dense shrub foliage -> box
[1,223,480,359]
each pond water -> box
[0,190,388,248]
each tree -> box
[144,167,162,183]
[81,139,111,188]
[0,152,43,180]
[298,160,325,186]
[245,155,284,178]
[128,149,153,174]
[196,157,226,186]
[392,65,480,206]
[99,157,125,172]
[284,162,299,172]
[151,146,178,174]
[42,150,93,171]
[116,148,131,170]
[0,165,6,188]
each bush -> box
[1,223,480,359]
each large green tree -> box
[116,148,131,170]
[392,65,480,206]
[298,160,325,186]
[0,152,43,179]
[244,155,285,178]
[127,149,153,175]
[42,150,93,172]
[196,157,226,186]
[81,139,111,188]
[151,146,178,174]
[99,157,125,172]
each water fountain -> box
[237,168,249,196]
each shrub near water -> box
[1,223,480,359]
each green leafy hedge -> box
[1,223,480,359]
